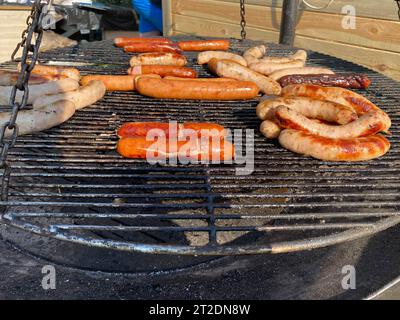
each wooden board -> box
[217,0,400,21]
[173,14,400,80]
[0,10,29,63]
[172,0,400,53]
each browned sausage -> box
[208,58,281,95]
[274,105,391,139]
[278,74,371,89]
[135,77,259,100]
[18,63,80,82]
[130,53,187,67]
[129,65,197,78]
[114,37,172,47]
[178,40,229,51]
[281,84,380,115]
[117,136,235,161]
[278,129,390,161]
[117,122,227,138]
[80,75,136,91]
[256,97,358,125]
[123,43,181,53]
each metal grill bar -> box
[1,37,400,255]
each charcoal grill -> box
[0,37,399,256]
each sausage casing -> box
[279,129,390,161]
[135,77,259,100]
[178,40,229,51]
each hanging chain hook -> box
[240,0,247,40]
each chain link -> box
[0,0,45,201]
[240,0,246,40]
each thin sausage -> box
[208,58,281,95]
[279,129,390,161]
[256,96,358,125]
[0,78,79,105]
[123,43,181,53]
[129,65,197,78]
[249,59,305,75]
[114,37,172,47]
[178,40,229,51]
[130,52,187,67]
[274,105,391,139]
[197,51,247,66]
[117,136,235,161]
[163,76,236,82]
[269,67,334,81]
[135,77,259,100]
[243,45,266,65]
[278,74,371,89]
[19,63,81,82]
[281,84,380,115]
[0,100,76,137]
[117,122,227,138]
[81,75,135,91]
[33,80,106,110]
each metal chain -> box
[0,0,45,201]
[396,0,400,20]
[240,0,246,40]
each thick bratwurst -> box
[279,129,390,161]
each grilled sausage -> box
[278,74,371,89]
[243,45,266,65]
[163,76,236,82]
[256,97,358,125]
[281,84,380,115]
[274,105,391,139]
[269,67,335,81]
[208,58,281,95]
[0,100,76,137]
[135,77,259,100]
[130,52,187,67]
[0,70,66,86]
[123,43,181,54]
[260,50,308,64]
[0,78,79,105]
[117,122,227,138]
[197,51,247,66]
[279,129,390,161]
[249,59,305,76]
[178,40,230,51]
[129,65,197,78]
[114,37,172,47]
[80,75,135,91]
[260,120,282,139]
[117,136,235,161]
[18,63,81,82]
[33,80,106,110]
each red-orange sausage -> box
[80,75,136,91]
[117,136,235,161]
[129,65,197,78]
[0,70,66,86]
[178,40,230,51]
[135,77,259,100]
[279,129,390,161]
[123,43,181,54]
[114,37,172,47]
[18,63,80,82]
[117,122,227,138]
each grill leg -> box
[279,0,299,46]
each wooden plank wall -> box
[0,9,31,63]
[164,0,400,80]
